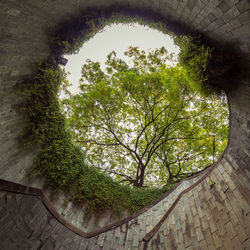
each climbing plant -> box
[20,59,166,215]
[20,10,228,216]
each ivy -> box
[174,35,213,95]
[20,10,222,216]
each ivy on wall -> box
[20,59,166,215]
[20,9,221,216]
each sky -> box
[62,23,180,95]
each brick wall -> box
[147,157,250,249]
[0,155,249,249]
[0,0,249,249]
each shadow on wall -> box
[0,1,250,249]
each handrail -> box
[0,166,211,238]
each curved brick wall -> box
[0,0,249,249]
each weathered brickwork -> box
[0,0,249,185]
[0,192,83,249]
[0,0,250,249]
[0,156,249,249]
[147,157,250,249]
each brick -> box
[106,230,114,241]
[208,12,217,22]
[222,171,230,184]
[126,228,133,241]
[97,233,106,247]
[186,0,198,11]
[227,177,236,191]
[218,0,235,13]
[132,233,139,247]
[231,236,242,249]
[242,238,250,250]
[207,217,217,233]
[190,236,199,249]
[228,210,239,226]
[232,173,250,200]
[188,195,195,205]
[40,221,57,242]
[224,198,232,212]
[159,231,165,244]
[190,204,197,217]
[88,237,97,250]
[168,228,178,249]
[146,214,152,226]
[216,184,226,200]
[216,219,226,237]
[195,227,204,242]
[234,223,249,243]
[212,231,223,248]
[139,229,146,240]
[183,231,191,248]
[146,225,153,234]
[217,164,224,174]
[204,189,212,200]
[227,190,241,211]
[193,215,201,228]
[227,6,241,19]
[196,203,203,218]
[236,193,250,214]
[199,239,208,249]
[220,179,229,193]
[236,0,250,13]
[175,218,181,231]
[213,189,225,211]
[0,1,250,250]
[210,196,217,210]
[110,236,119,250]
[209,203,220,223]
[222,159,233,172]
[221,233,234,250]
[93,245,101,250]
[193,189,199,199]
[103,238,112,250]
[200,216,209,231]
[175,229,183,247]
[185,207,193,224]
[204,228,215,249]
[225,221,237,239]
[118,232,126,246]
[115,227,120,238]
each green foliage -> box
[208,177,216,189]
[21,60,82,186]
[21,59,165,215]
[21,11,228,216]
[174,35,213,95]
[63,46,228,188]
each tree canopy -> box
[62,46,228,188]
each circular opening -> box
[60,23,229,189]
[22,12,229,216]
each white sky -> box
[62,23,180,95]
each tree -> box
[62,46,228,188]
